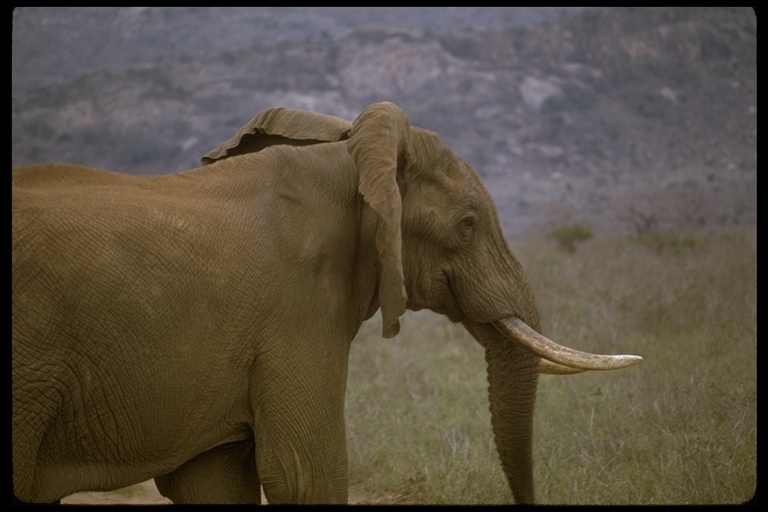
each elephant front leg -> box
[155,439,261,504]
[252,365,349,504]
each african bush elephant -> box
[12,102,641,504]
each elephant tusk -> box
[494,317,643,372]
[538,359,587,375]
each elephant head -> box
[201,102,642,503]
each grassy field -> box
[345,228,756,505]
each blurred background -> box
[13,8,756,505]
[12,7,755,240]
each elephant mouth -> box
[493,316,643,375]
[433,270,465,323]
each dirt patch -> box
[61,480,382,505]
[61,480,172,505]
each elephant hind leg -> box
[155,439,260,504]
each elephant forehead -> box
[410,155,488,210]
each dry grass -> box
[346,228,756,505]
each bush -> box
[549,224,593,253]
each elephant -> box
[12,101,641,504]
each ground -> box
[61,481,172,505]
[61,480,378,505]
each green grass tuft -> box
[548,224,594,253]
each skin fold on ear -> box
[346,102,410,338]
[201,107,352,164]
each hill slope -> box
[11,7,755,237]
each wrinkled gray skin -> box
[12,102,548,504]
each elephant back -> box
[201,108,352,164]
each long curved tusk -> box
[494,317,643,371]
[538,359,588,375]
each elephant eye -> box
[458,215,476,240]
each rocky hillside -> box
[11,7,755,237]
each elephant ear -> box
[201,107,352,164]
[347,102,409,339]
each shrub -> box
[549,224,593,253]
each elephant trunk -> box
[463,320,538,504]
[464,315,643,503]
